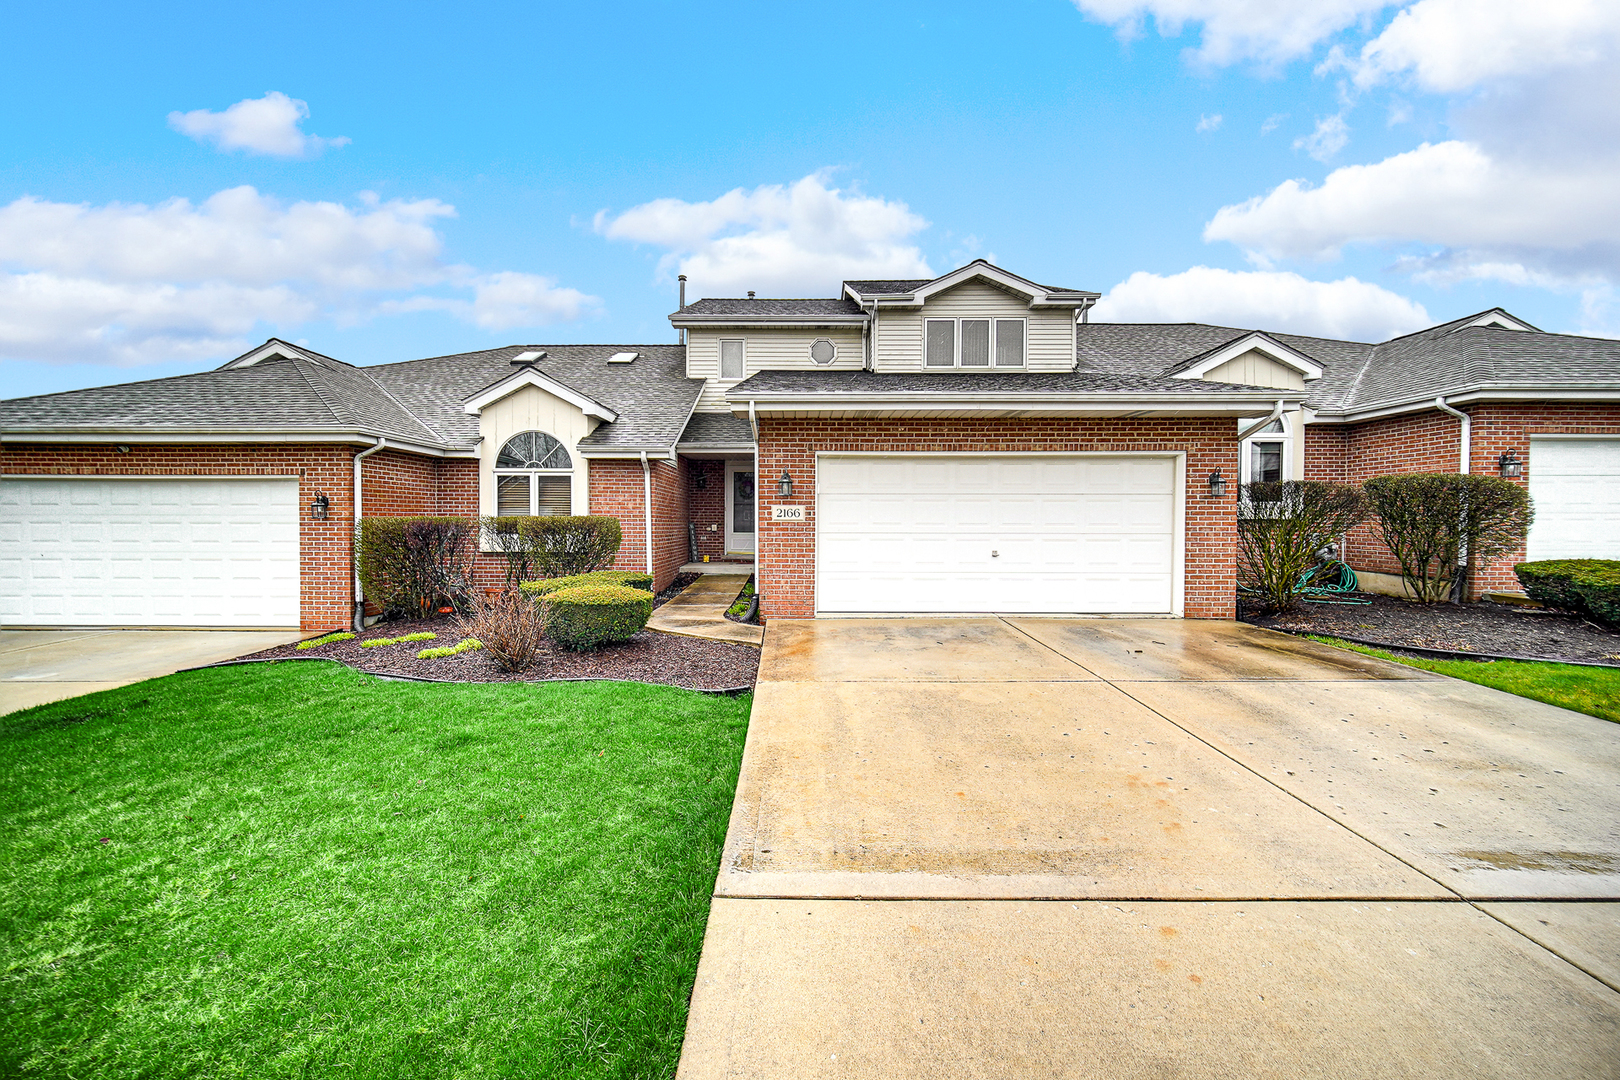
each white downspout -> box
[1434,396,1471,474]
[640,450,653,577]
[1434,396,1472,602]
[352,437,386,631]
[1237,400,1286,442]
[746,400,763,608]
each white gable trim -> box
[462,368,618,422]
[859,261,1099,309]
[1171,332,1323,383]
[221,339,331,369]
[1465,310,1538,332]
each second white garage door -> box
[1526,437,1620,561]
[0,476,301,628]
[816,454,1180,614]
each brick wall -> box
[589,458,650,582]
[754,417,1239,620]
[651,458,688,591]
[2,441,355,631]
[1312,404,1620,597]
[687,459,728,560]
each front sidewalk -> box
[675,618,1620,1078]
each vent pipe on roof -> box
[678,275,687,345]
[748,291,756,300]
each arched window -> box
[495,431,573,516]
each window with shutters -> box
[493,431,574,516]
[923,317,1025,368]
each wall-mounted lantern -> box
[1207,471,1227,498]
[695,471,707,490]
[1498,450,1522,478]
[778,470,794,498]
[311,493,330,520]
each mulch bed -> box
[236,610,760,693]
[1244,592,1620,665]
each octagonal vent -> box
[810,338,837,365]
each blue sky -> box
[5,0,1617,398]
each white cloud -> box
[1260,113,1287,134]
[1070,0,1392,66]
[1294,114,1350,161]
[1196,113,1223,133]
[1348,0,1620,92]
[595,171,931,296]
[1092,266,1431,341]
[1204,140,1620,281]
[0,187,598,366]
[168,92,350,158]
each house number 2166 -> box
[771,505,806,522]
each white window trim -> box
[719,338,747,380]
[492,469,574,516]
[923,317,1026,369]
[1239,414,1292,485]
[809,337,838,364]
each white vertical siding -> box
[478,385,599,515]
[871,280,1074,372]
[1203,350,1306,391]
[687,327,864,412]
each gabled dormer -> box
[218,338,344,369]
[1170,331,1323,392]
[1458,309,1541,333]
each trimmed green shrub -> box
[541,584,653,651]
[359,517,475,618]
[418,638,482,660]
[1238,481,1368,612]
[1364,473,1534,602]
[295,632,355,650]
[519,570,654,597]
[360,632,437,648]
[481,515,623,583]
[1515,560,1620,627]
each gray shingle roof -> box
[842,279,935,295]
[678,412,754,447]
[0,353,440,445]
[674,298,863,317]
[366,344,701,452]
[726,369,1280,397]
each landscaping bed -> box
[1244,592,1620,665]
[240,613,760,692]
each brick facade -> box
[687,459,728,561]
[753,417,1240,620]
[2,441,357,631]
[1307,404,1620,597]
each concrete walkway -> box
[677,618,1620,1078]
[647,573,763,646]
[1,629,306,715]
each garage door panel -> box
[1527,439,1620,561]
[817,455,1178,614]
[1,477,300,627]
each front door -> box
[725,461,756,555]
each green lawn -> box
[1,663,751,1079]
[1308,636,1620,723]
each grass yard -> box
[1309,636,1620,723]
[1,663,751,1079]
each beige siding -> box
[687,327,864,411]
[872,279,1074,372]
[1203,349,1306,391]
[477,384,599,517]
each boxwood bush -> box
[1514,560,1620,627]
[481,515,623,583]
[540,584,654,651]
[519,570,654,597]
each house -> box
[2,260,1617,631]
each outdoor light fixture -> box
[1207,471,1227,498]
[1498,449,1522,478]
[695,472,707,490]
[311,493,330,520]
[778,470,794,497]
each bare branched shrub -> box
[1238,481,1368,612]
[1364,474,1534,602]
[455,589,546,671]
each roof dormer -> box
[1171,332,1323,391]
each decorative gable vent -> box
[810,339,837,364]
[608,351,639,364]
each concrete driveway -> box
[1,629,306,715]
[678,618,1620,1079]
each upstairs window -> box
[924,318,1026,368]
[494,431,573,516]
[719,339,746,379]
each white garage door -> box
[1527,438,1620,561]
[816,454,1180,614]
[0,477,301,628]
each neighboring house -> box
[2,259,1617,631]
